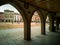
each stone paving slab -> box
[0,26,60,45]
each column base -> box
[24,38,31,41]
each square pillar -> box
[49,18,55,32]
[41,20,45,35]
[56,19,59,31]
[49,13,56,32]
[24,21,31,41]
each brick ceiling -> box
[20,0,60,13]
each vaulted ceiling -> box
[20,0,60,13]
[0,0,60,13]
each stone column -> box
[49,18,54,32]
[56,19,59,31]
[41,19,45,34]
[49,13,56,32]
[24,21,31,41]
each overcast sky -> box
[0,4,19,13]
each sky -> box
[0,4,19,13]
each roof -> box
[4,10,14,12]
[0,12,4,14]
[14,13,20,15]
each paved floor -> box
[0,25,60,45]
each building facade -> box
[0,10,22,22]
[0,10,40,23]
[4,10,14,22]
[13,13,21,22]
[0,12,4,22]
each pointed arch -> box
[0,0,27,23]
[45,13,54,33]
[45,13,53,21]
[30,10,44,22]
[0,0,30,40]
[31,9,46,38]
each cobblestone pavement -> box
[0,25,60,45]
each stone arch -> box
[0,0,29,40]
[30,9,46,35]
[31,10,42,38]
[30,10,44,22]
[0,0,27,23]
[45,13,52,22]
[45,13,55,32]
[45,13,51,33]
